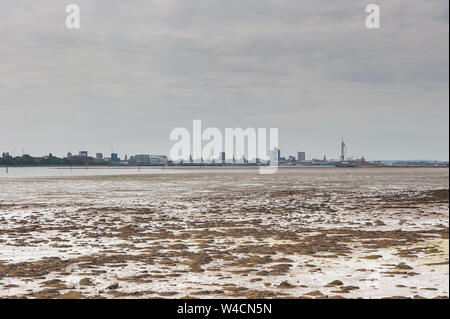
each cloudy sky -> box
[0,0,448,160]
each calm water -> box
[0,166,261,178]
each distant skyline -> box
[1,1,449,161]
[2,143,448,163]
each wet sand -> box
[0,167,448,299]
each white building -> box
[133,154,168,165]
[149,155,168,165]
[134,154,150,164]
[270,148,280,164]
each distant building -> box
[79,151,88,157]
[149,155,168,165]
[2,152,10,158]
[134,154,150,164]
[131,154,168,165]
[311,157,330,165]
[221,152,225,164]
[69,155,94,163]
[96,153,103,160]
[66,152,72,159]
[110,153,119,162]
[297,152,306,161]
[270,148,280,164]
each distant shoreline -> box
[0,165,448,169]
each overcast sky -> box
[0,0,448,160]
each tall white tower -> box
[340,136,346,161]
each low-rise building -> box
[110,153,119,162]
[134,154,150,164]
[130,154,168,165]
[69,155,94,163]
[149,155,168,165]
[298,152,306,161]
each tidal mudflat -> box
[0,167,448,299]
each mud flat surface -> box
[0,167,448,299]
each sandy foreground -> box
[0,167,448,299]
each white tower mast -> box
[340,136,346,161]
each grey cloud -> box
[0,0,448,160]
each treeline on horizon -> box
[0,154,103,166]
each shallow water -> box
[0,166,252,178]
